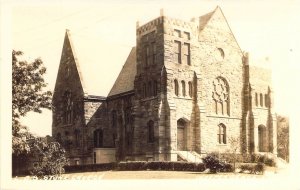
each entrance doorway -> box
[177,118,188,150]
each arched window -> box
[153,80,158,96]
[264,94,268,107]
[188,81,193,97]
[174,79,179,96]
[64,91,73,124]
[94,129,103,148]
[255,93,258,107]
[112,110,117,128]
[260,93,263,107]
[212,77,230,115]
[148,81,152,97]
[218,124,226,144]
[74,130,80,146]
[258,125,267,152]
[142,83,147,98]
[181,80,186,96]
[147,120,154,143]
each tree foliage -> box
[12,50,52,154]
[30,141,69,178]
[277,115,289,161]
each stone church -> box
[52,6,277,165]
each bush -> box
[64,161,206,173]
[202,155,233,173]
[239,163,265,175]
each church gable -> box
[198,6,242,55]
[108,47,137,97]
[52,30,86,127]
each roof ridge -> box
[65,29,88,94]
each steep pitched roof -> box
[65,30,131,96]
[199,9,215,31]
[199,6,243,54]
[108,47,136,97]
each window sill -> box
[255,107,269,110]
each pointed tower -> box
[52,30,87,164]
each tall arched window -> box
[255,93,258,107]
[174,79,179,96]
[212,77,230,115]
[260,93,263,107]
[94,129,103,148]
[264,94,268,107]
[147,120,154,143]
[142,83,147,98]
[74,129,80,146]
[218,124,226,144]
[148,81,152,97]
[153,80,158,96]
[112,110,117,128]
[64,91,73,124]
[258,125,267,152]
[181,80,186,96]
[188,81,193,97]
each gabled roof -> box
[108,47,136,97]
[199,9,215,31]
[198,6,243,54]
[65,30,132,96]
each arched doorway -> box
[258,125,267,152]
[177,118,188,151]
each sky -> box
[4,0,300,137]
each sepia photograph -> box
[1,0,299,189]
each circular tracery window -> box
[212,77,228,102]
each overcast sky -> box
[5,0,300,136]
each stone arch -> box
[217,123,227,144]
[258,125,267,152]
[177,118,189,151]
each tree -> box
[12,50,52,154]
[30,141,69,178]
[277,115,289,162]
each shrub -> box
[239,163,265,175]
[202,155,233,173]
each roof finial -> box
[136,21,140,28]
[160,8,164,16]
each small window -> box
[152,42,156,64]
[148,81,152,97]
[218,48,225,59]
[218,124,226,144]
[93,129,103,148]
[183,43,190,65]
[148,120,154,143]
[143,83,147,98]
[174,79,179,96]
[153,80,158,96]
[112,110,117,128]
[174,29,181,37]
[183,32,190,40]
[255,93,258,107]
[188,81,193,97]
[181,81,186,96]
[260,93,263,107]
[264,94,268,107]
[174,41,181,64]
